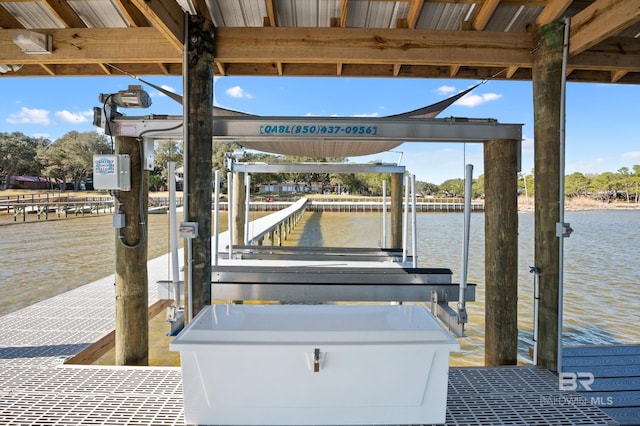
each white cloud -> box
[353,112,379,118]
[455,92,502,107]
[54,109,92,123]
[622,151,640,161]
[226,86,253,99]
[436,85,456,95]
[7,107,50,125]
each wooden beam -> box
[472,0,501,31]
[611,69,627,82]
[340,0,349,28]
[535,0,573,26]
[43,0,86,28]
[128,0,185,51]
[0,28,181,63]
[450,64,461,76]
[216,62,226,76]
[114,0,150,27]
[569,0,640,55]
[214,27,534,68]
[98,63,112,75]
[265,0,278,26]
[39,63,55,76]
[406,0,424,29]
[506,66,519,77]
[0,4,25,28]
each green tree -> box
[416,180,439,196]
[439,178,464,197]
[589,171,616,202]
[615,167,633,202]
[37,131,111,190]
[0,132,48,189]
[633,165,640,204]
[471,174,484,198]
[564,172,590,197]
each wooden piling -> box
[114,136,148,366]
[533,22,564,372]
[184,15,214,319]
[389,173,403,248]
[484,139,519,366]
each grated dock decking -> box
[0,252,618,425]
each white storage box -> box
[170,304,458,425]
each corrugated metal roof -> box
[209,0,267,27]
[2,1,64,29]
[347,1,409,29]
[68,0,129,28]
[486,5,542,33]
[0,0,636,83]
[418,3,473,31]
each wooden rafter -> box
[472,0,501,31]
[0,4,25,28]
[535,0,573,26]
[406,0,424,29]
[569,0,640,55]
[265,0,278,27]
[128,0,184,51]
[114,0,149,27]
[42,0,85,28]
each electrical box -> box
[93,154,131,191]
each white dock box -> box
[170,304,459,425]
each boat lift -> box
[102,111,521,338]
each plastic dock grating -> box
[0,252,619,425]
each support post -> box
[533,22,564,372]
[389,172,403,249]
[232,171,245,245]
[115,136,148,366]
[484,139,519,366]
[184,15,214,319]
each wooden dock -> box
[564,344,640,426]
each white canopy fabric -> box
[214,83,480,158]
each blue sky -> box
[1,75,638,184]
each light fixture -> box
[12,31,52,54]
[0,64,23,74]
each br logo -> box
[559,372,594,391]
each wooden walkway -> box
[564,345,640,426]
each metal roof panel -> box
[2,1,65,29]
[418,3,474,31]
[68,0,128,28]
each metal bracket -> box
[556,222,573,238]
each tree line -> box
[2,131,639,203]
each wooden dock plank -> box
[586,391,640,407]
[600,407,640,426]
[564,344,640,426]
[564,345,640,357]
[564,364,640,378]
[563,354,640,367]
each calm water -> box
[1,208,639,366]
